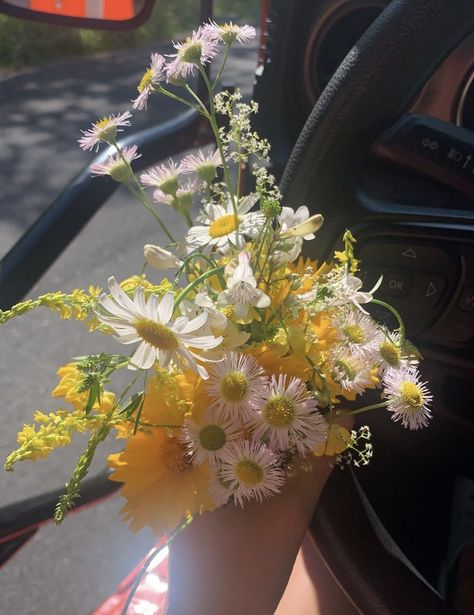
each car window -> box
[0,2,259,613]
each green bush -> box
[0,0,258,69]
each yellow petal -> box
[314,423,351,457]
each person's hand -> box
[167,415,354,615]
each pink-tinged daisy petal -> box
[79,111,132,152]
[90,145,141,182]
[202,21,256,45]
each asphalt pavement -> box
[0,34,258,614]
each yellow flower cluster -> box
[5,362,117,471]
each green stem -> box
[197,65,237,215]
[156,85,204,113]
[120,517,193,615]
[341,401,390,417]
[111,141,177,244]
[371,299,406,341]
[212,43,230,89]
[174,266,225,309]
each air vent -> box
[304,1,386,103]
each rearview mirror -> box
[0,0,156,29]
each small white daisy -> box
[219,439,285,507]
[132,53,166,111]
[140,159,182,195]
[377,329,418,376]
[202,21,256,45]
[166,27,219,82]
[383,366,432,430]
[180,149,223,183]
[217,252,271,320]
[332,354,376,396]
[78,111,132,152]
[90,145,140,182]
[332,308,383,361]
[186,194,265,253]
[181,408,241,465]
[251,374,327,455]
[206,352,268,418]
[95,276,222,378]
[154,181,200,213]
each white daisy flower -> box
[219,439,285,507]
[143,244,182,270]
[140,159,182,195]
[202,21,256,45]
[251,375,327,455]
[217,252,271,320]
[206,352,268,418]
[78,111,132,152]
[186,194,265,253]
[332,308,383,361]
[166,27,219,82]
[332,354,376,396]
[95,276,222,378]
[181,408,241,466]
[383,366,432,430]
[90,145,141,182]
[181,149,223,183]
[132,53,166,111]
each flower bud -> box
[280,214,324,238]
[144,245,182,270]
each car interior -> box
[0,0,473,613]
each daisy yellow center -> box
[209,214,239,238]
[235,459,263,485]
[160,437,188,471]
[95,117,111,130]
[94,117,116,142]
[399,381,423,409]
[199,425,226,451]
[134,319,178,351]
[380,341,401,366]
[264,395,295,428]
[343,324,365,344]
[138,68,154,93]
[220,371,249,402]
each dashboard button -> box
[379,270,412,298]
[410,274,446,308]
[458,288,474,313]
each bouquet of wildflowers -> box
[2,22,432,544]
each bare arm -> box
[167,453,338,615]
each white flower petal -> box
[158,292,174,324]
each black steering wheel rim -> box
[279,1,474,613]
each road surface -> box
[0,34,258,614]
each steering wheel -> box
[280,1,474,613]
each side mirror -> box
[0,0,156,30]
